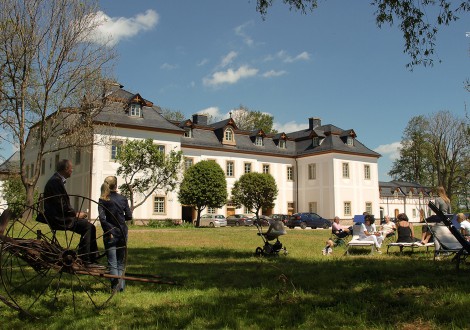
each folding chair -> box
[428,202,470,269]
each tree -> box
[1,175,37,218]
[255,0,470,68]
[0,0,115,208]
[389,111,469,207]
[231,172,278,221]
[115,139,183,211]
[231,105,278,134]
[178,160,227,227]
[389,116,433,184]
[160,108,186,122]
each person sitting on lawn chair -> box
[456,213,470,242]
[380,215,397,238]
[332,216,352,238]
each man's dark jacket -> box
[43,172,76,229]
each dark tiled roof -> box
[0,151,20,174]
[379,180,432,197]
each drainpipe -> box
[295,157,298,213]
[88,146,93,217]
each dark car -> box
[226,214,253,226]
[272,214,289,224]
[287,213,332,229]
[253,215,273,227]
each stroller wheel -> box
[255,247,264,256]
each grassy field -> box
[1,225,470,329]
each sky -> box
[2,1,469,181]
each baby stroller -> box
[255,219,288,257]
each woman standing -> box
[98,176,133,292]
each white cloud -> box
[89,9,159,46]
[262,70,287,78]
[234,21,254,46]
[374,142,402,160]
[203,65,258,87]
[276,50,311,63]
[274,121,308,133]
[197,107,222,118]
[220,51,238,68]
[160,63,178,70]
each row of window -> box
[25,151,82,179]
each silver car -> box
[198,214,227,227]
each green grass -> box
[1,226,470,329]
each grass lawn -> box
[1,225,470,329]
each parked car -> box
[253,215,273,227]
[272,214,289,224]
[287,213,332,229]
[197,214,227,227]
[226,214,253,226]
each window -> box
[226,161,234,177]
[111,140,123,160]
[41,159,45,176]
[347,136,354,146]
[308,163,316,180]
[184,129,193,138]
[287,166,294,181]
[365,202,372,215]
[312,137,319,146]
[55,154,60,168]
[224,128,234,141]
[364,164,370,180]
[344,202,351,216]
[255,136,264,146]
[262,164,270,174]
[244,163,252,174]
[156,144,165,153]
[244,206,252,214]
[279,140,286,149]
[342,163,349,178]
[26,165,29,179]
[412,209,417,218]
[153,196,165,214]
[130,103,142,117]
[30,163,34,178]
[75,149,81,165]
[207,207,216,214]
[184,157,194,170]
[308,202,317,213]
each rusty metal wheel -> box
[0,196,126,317]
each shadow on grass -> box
[3,244,470,329]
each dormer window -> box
[255,136,264,146]
[312,137,320,147]
[347,136,354,146]
[279,140,286,149]
[184,129,193,138]
[224,128,234,142]
[130,103,142,117]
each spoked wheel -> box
[255,247,264,257]
[0,196,126,317]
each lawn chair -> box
[345,224,375,255]
[331,227,352,247]
[427,201,470,269]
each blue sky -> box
[2,1,469,181]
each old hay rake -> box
[0,196,178,318]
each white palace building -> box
[10,84,434,223]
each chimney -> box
[309,117,321,130]
[192,114,208,126]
